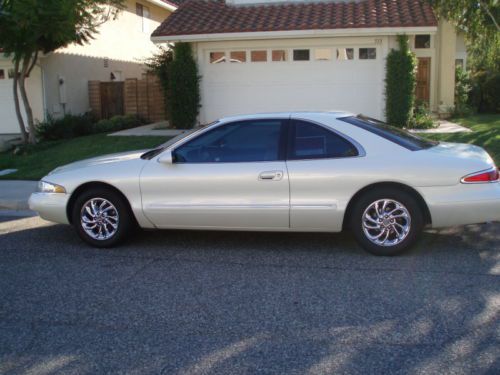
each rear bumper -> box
[418,183,500,228]
[28,193,70,225]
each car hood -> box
[48,150,147,175]
[425,142,495,166]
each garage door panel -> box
[201,47,382,122]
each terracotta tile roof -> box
[152,0,437,38]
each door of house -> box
[416,57,431,104]
[100,82,124,119]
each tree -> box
[385,35,417,127]
[146,45,174,122]
[169,43,201,129]
[0,0,124,144]
[429,1,500,72]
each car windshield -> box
[141,122,217,160]
[339,115,438,151]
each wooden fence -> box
[88,74,165,123]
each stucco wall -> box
[59,0,171,62]
[0,59,44,135]
[41,0,171,117]
[41,54,145,117]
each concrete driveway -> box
[0,215,499,374]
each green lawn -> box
[424,114,500,166]
[0,134,169,180]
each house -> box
[0,0,179,140]
[151,0,465,123]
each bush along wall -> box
[169,43,201,129]
[385,35,417,127]
[36,114,143,141]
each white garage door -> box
[0,61,44,135]
[199,45,384,123]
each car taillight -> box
[461,168,499,183]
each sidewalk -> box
[108,122,187,137]
[410,120,472,134]
[0,180,38,211]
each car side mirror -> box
[158,150,174,164]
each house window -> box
[136,3,150,33]
[251,50,267,62]
[272,50,287,62]
[230,51,246,63]
[415,35,431,49]
[293,49,310,61]
[359,48,376,60]
[0,69,4,79]
[337,48,354,60]
[210,52,226,64]
[314,48,332,61]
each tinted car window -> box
[340,115,437,151]
[289,120,359,160]
[174,120,284,163]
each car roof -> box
[218,111,354,122]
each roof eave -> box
[146,0,178,12]
[151,26,438,43]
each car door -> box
[140,118,290,230]
[286,119,363,231]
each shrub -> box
[454,66,472,117]
[36,113,142,141]
[169,43,201,129]
[93,115,142,134]
[385,35,417,128]
[410,101,435,129]
[146,46,174,121]
[36,113,94,141]
[470,70,500,113]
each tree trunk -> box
[12,59,28,144]
[18,54,37,144]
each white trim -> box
[145,0,177,12]
[151,26,438,43]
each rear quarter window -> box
[339,115,438,151]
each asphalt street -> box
[0,215,499,374]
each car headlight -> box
[37,181,66,194]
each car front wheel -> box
[72,188,133,248]
[350,188,424,256]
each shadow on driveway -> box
[0,218,499,374]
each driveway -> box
[0,215,499,374]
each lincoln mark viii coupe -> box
[29,112,500,255]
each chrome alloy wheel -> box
[80,198,119,241]
[362,199,411,247]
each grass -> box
[0,134,170,180]
[423,114,500,166]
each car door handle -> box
[259,170,284,181]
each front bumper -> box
[418,183,500,228]
[28,192,70,225]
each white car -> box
[29,112,500,255]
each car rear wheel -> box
[72,188,133,248]
[350,188,424,256]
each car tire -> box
[72,188,134,248]
[349,188,424,256]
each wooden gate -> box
[100,82,124,119]
[415,57,431,104]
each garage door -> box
[199,45,384,123]
[0,61,44,135]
